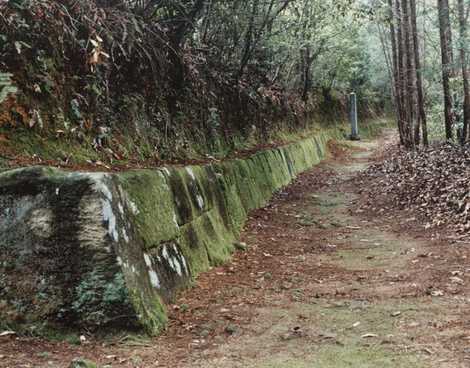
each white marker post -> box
[349,92,360,140]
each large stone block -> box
[0,132,333,334]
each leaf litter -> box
[357,142,470,238]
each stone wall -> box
[0,131,333,334]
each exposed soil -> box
[1,130,469,368]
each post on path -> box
[349,92,360,141]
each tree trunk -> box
[402,0,416,147]
[396,0,412,147]
[301,47,312,101]
[238,0,260,79]
[410,0,428,145]
[377,24,394,89]
[437,0,455,140]
[457,0,470,142]
[388,0,405,145]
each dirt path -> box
[1,131,470,368]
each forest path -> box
[2,130,469,368]
[170,131,469,368]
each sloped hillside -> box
[0,0,359,171]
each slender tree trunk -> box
[378,24,394,89]
[457,0,470,142]
[201,0,214,44]
[238,0,259,79]
[396,0,413,147]
[402,0,416,147]
[388,0,405,145]
[410,0,428,145]
[438,0,455,140]
[300,47,312,101]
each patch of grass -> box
[332,230,412,271]
[0,127,101,163]
[308,192,348,216]
[334,244,399,270]
[254,300,430,368]
[359,117,395,139]
[258,346,423,368]
[231,297,442,368]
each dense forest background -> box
[0,0,389,166]
[382,0,469,147]
[0,0,468,166]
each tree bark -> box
[457,0,470,142]
[238,0,260,79]
[410,0,428,145]
[388,0,405,145]
[300,46,312,101]
[396,0,413,147]
[402,0,416,147]
[437,0,455,140]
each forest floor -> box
[1,130,470,368]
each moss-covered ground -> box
[0,118,391,171]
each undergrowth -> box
[0,0,386,169]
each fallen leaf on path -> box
[346,226,361,230]
[318,332,337,340]
[361,333,378,338]
[421,348,434,355]
[450,276,464,285]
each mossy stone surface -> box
[0,131,334,335]
[117,170,179,248]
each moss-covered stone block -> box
[117,170,179,248]
[0,131,336,335]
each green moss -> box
[179,209,234,270]
[127,288,168,335]
[179,223,211,275]
[163,167,201,225]
[0,165,61,184]
[117,170,179,248]
[211,163,247,235]
[188,166,217,210]
[71,271,135,328]
[183,166,213,214]
[0,127,101,164]
[201,210,235,265]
